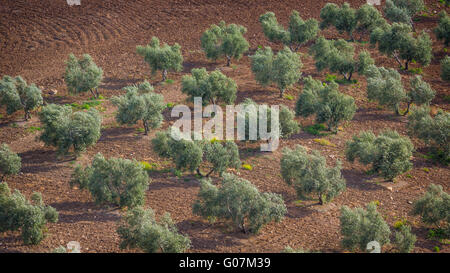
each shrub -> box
[370,23,432,70]
[441,55,450,82]
[340,202,391,252]
[412,184,449,236]
[435,11,450,46]
[65,54,103,98]
[192,173,287,233]
[111,83,165,135]
[259,11,318,51]
[310,37,374,81]
[70,153,149,208]
[394,224,417,253]
[136,37,183,81]
[238,98,299,140]
[181,68,237,105]
[384,0,424,31]
[295,76,356,133]
[39,104,102,155]
[0,76,43,120]
[151,129,241,177]
[201,21,249,66]
[117,206,191,253]
[0,182,58,245]
[250,46,302,98]
[355,4,389,37]
[407,106,449,159]
[345,130,414,180]
[366,65,435,115]
[281,145,346,205]
[0,144,21,182]
[320,2,358,40]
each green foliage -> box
[304,123,328,136]
[237,98,299,140]
[117,206,191,253]
[111,83,165,135]
[340,202,391,251]
[0,75,43,120]
[370,23,432,70]
[136,37,183,81]
[259,11,318,50]
[412,184,449,237]
[64,54,103,98]
[70,153,150,208]
[407,106,449,159]
[39,104,102,155]
[295,76,356,133]
[441,55,450,82]
[201,21,249,66]
[181,68,237,104]
[384,0,424,29]
[435,11,450,46]
[310,37,374,81]
[394,224,417,253]
[250,46,302,97]
[281,145,346,205]
[355,4,389,36]
[366,65,434,115]
[0,183,58,245]
[192,173,287,233]
[345,130,414,180]
[320,2,358,40]
[0,143,21,182]
[151,129,241,176]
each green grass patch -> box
[313,138,335,147]
[26,126,42,133]
[283,94,294,101]
[303,124,329,136]
[242,164,253,171]
[409,67,423,75]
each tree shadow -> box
[100,77,143,91]
[341,169,385,191]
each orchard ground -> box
[0,0,449,253]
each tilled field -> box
[0,0,449,253]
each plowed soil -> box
[0,0,449,253]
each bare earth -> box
[0,0,448,253]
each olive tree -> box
[441,55,450,82]
[136,37,183,81]
[70,153,150,208]
[412,184,449,236]
[281,145,346,205]
[39,104,102,155]
[295,77,356,133]
[0,76,43,120]
[0,144,21,182]
[65,54,103,98]
[117,206,191,253]
[181,68,237,105]
[370,23,432,70]
[0,182,58,245]
[345,130,414,181]
[366,65,435,115]
[192,173,287,234]
[355,4,389,38]
[340,202,391,252]
[238,98,299,140]
[111,83,165,135]
[259,10,318,50]
[151,129,241,177]
[435,11,450,46]
[407,106,449,159]
[250,46,302,97]
[384,0,424,31]
[319,2,357,40]
[310,37,374,81]
[201,21,249,67]
[394,225,417,253]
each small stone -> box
[387,186,393,192]
[407,200,413,204]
